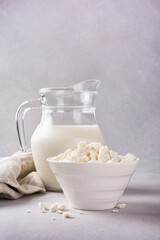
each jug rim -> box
[39,79,101,95]
[39,88,98,94]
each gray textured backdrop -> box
[0,0,160,176]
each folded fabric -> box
[0,150,46,199]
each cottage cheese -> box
[52,141,138,163]
[50,202,59,212]
[26,210,31,213]
[112,209,119,213]
[63,212,71,218]
[56,210,64,214]
[116,203,126,209]
[50,202,66,212]
[39,202,49,211]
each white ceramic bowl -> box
[47,159,139,210]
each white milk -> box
[31,125,104,191]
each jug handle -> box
[15,98,41,152]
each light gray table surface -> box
[0,1,160,239]
[0,174,160,240]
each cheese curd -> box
[50,202,66,212]
[50,202,59,212]
[52,142,138,163]
[63,212,71,218]
[39,202,49,211]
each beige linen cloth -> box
[0,150,46,199]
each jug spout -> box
[71,79,101,92]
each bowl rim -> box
[47,157,139,165]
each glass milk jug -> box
[16,80,104,191]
